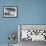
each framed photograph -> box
[3,6,17,17]
[18,24,46,42]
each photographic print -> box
[3,6,17,17]
[18,24,46,41]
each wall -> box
[0,0,46,45]
[18,0,46,24]
[0,0,18,44]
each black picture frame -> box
[3,6,18,18]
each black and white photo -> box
[4,6,17,17]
